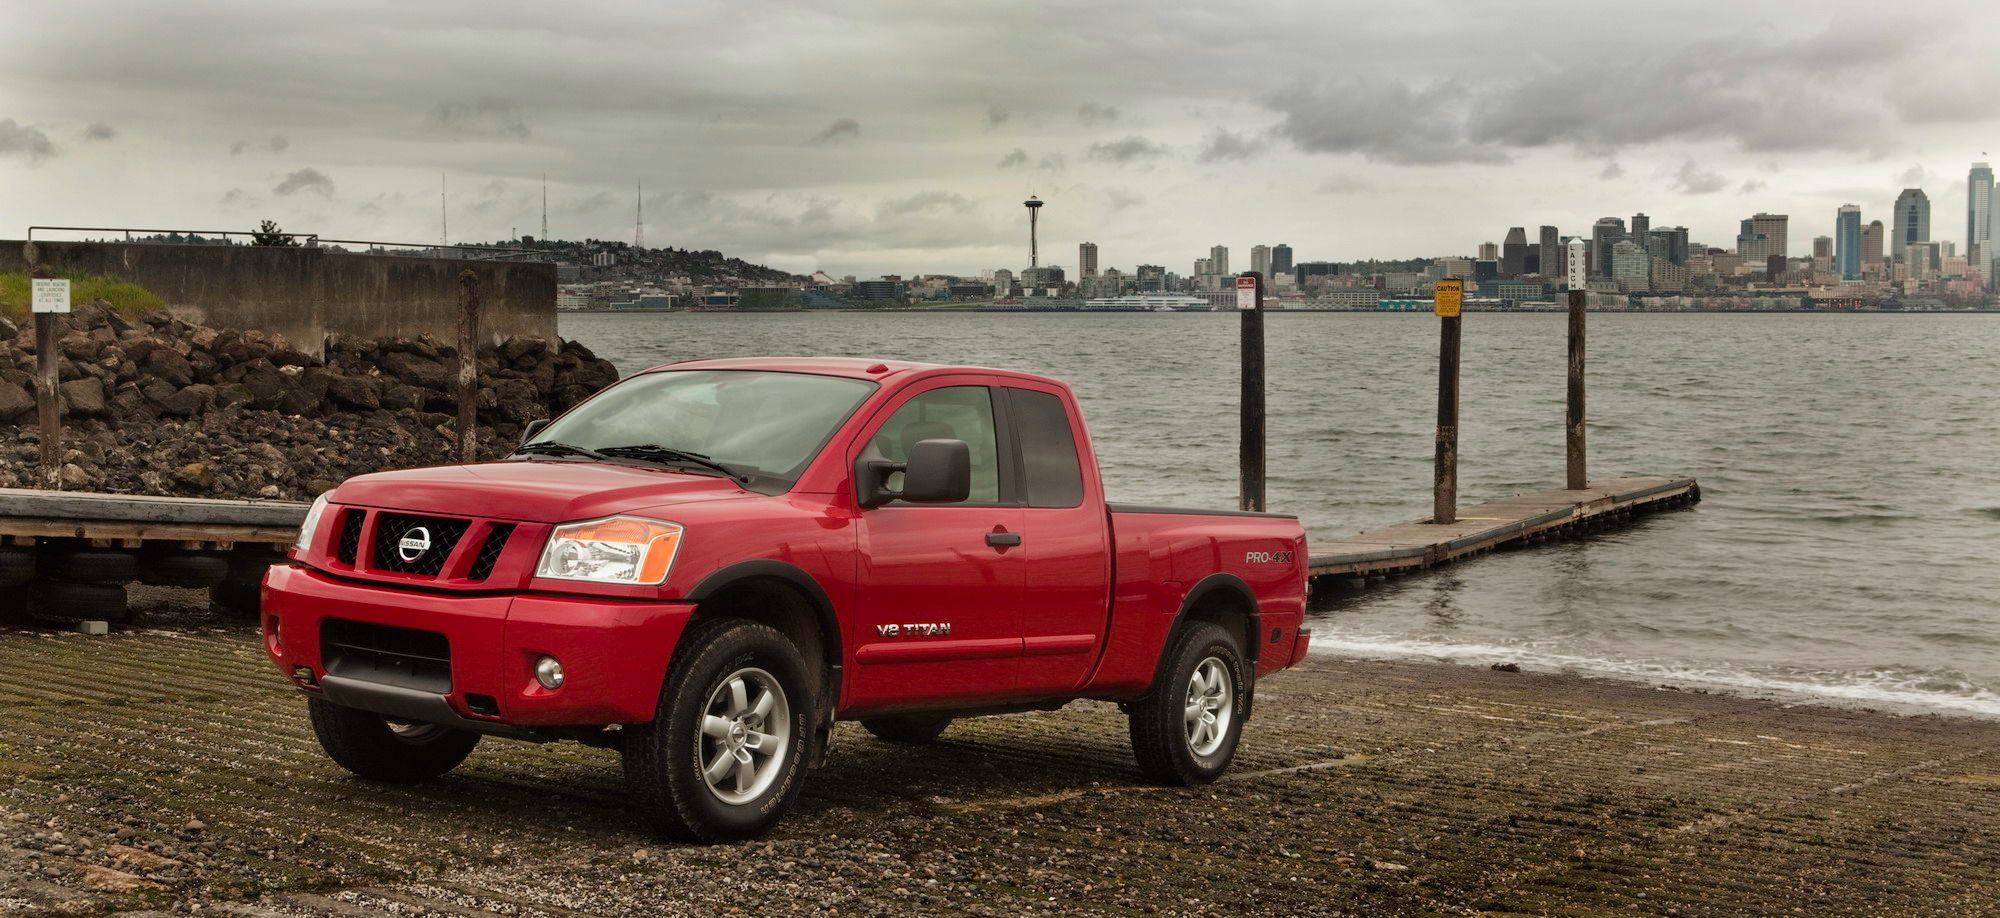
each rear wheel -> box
[861,714,953,744]
[307,696,481,783]
[621,618,815,843]
[1128,622,1249,785]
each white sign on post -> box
[1235,275,1259,310]
[31,278,72,314]
[1566,238,1588,292]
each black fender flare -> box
[684,560,844,708]
[1146,572,1263,695]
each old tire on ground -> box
[0,548,35,587]
[1127,621,1250,786]
[0,589,26,626]
[38,549,139,585]
[138,550,230,588]
[621,618,816,843]
[307,696,481,783]
[861,714,953,744]
[24,580,131,625]
[210,551,281,619]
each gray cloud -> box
[997,148,1029,169]
[1264,79,1505,165]
[1315,175,1371,195]
[809,117,861,145]
[1078,103,1120,126]
[1670,160,1727,195]
[985,104,1010,128]
[1197,128,1259,164]
[1038,153,1066,172]
[1087,135,1168,165]
[1105,188,1143,212]
[220,188,253,207]
[1599,161,1624,180]
[231,135,288,156]
[877,190,973,218]
[81,122,117,142]
[0,119,58,163]
[1738,179,1767,194]
[424,99,530,139]
[273,167,335,198]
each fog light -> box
[534,655,565,690]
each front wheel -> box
[307,697,481,783]
[621,618,816,843]
[1127,622,1250,785]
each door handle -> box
[985,531,1022,548]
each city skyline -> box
[2,1,1997,277]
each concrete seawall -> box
[2,240,555,354]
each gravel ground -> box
[2,625,1997,917]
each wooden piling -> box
[1566,288,1587,490]
[1238,272,1266,513]
[456,269,480,465]
[1434,312,1460,524]
[35,309,60,489]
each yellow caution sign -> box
[1434,279,1462,317]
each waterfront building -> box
[1611,240,1651,292]
[1906,241,1942,279]
[1477,241,1499,261]
[1135,264,1165,292]
[992,268,1015,296]
[1630,214,1651,252]
[1812,236,1833,261]
[1863,220,1884,269]
[1294,260,1340,288]
[1307,289,1381,310]
[1079,241,1098,278]
[1082,294,1210,311]
[1501,227,1528,277]
[1271,243,1293,277]
[1836,205,1862,280]
[1434,256,1473,280]
[1209,245,1229,276]
[1473,259,1499,283]
[1737,213,1789,258]
[1646,227,1690,265]
[1591,217,1627,278]
[1969,163,1993,265]
[1250,245,1271,282]
[1538,226,1560,279]
[1893,189,1930,261]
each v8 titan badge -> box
[1433,279,1463,318]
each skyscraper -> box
[1968,163,1993,265]
[1537,226,1560,278]
[1648,227,1690,265]
[1271,243,1293,277]
[1892,188,1929,261]
[1079,241,1098,278]
[1209,245,1229,277]
[1501,227,1528,277]
[1250,245,1271,281]
[1591,217,1627,278]
[1736,213,1788,258]
[1835,204,1861,280]
[1863,220,1884,268]
[1630,213,1651,252]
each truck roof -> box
[642,356,1065,387]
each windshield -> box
[524,370,877,490]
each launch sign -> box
[1433,279,1462,318]
[1566,237,1588,291]
[1235,275,1259,310]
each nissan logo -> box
[397,527,432,562]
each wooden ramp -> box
[1308,475,1700,580]
[0,487,309,547]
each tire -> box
[621,618,816,843]
[25,580,131,625]
[0,548,33,587]
[138,550,229,588]
[0,590,26,627]
[38,549,138,585]
[1128,622,1250,786]
[209,579,263,619]
[307,696,481,783]
[861,714,953,744]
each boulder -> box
[0,382,33,421]
[159,383,215,418]
[59,377,108,418]
[381,351,451,389]
[143,347,195,386]
[326,374,381,410]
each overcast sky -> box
[3,1,1996,277]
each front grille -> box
[370,513,469,576]
[335,510,364,565]
[321,618,452,693]
[466,524,515,581]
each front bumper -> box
[262,563,696,729]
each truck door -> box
[1005,385,1112,694]
[849,382,1025,711]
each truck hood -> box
[329,459,752,523]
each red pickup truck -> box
[264,358,1309,841]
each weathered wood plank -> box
[0,487,308,528]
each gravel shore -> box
[2,624,1996,916]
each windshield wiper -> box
[511,441,609,461]
[597,444,747,482]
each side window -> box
[868,386,1001,503]
[1010,388,1084,508]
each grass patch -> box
[0,270,164,323]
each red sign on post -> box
[1235,275,1259,311]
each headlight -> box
[535,516,683,585]
[295,493,331,552]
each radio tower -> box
[439,174,448,248]
[540,174,549,242]
[1024,195,1043,268]
[635,179,645,249]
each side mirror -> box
[521,418,550,445]
[854,439,971,508]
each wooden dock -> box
[0,487,308,548]
[1308,475,1700,579]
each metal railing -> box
[22,226,549,262]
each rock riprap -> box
[0,302,620,499]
